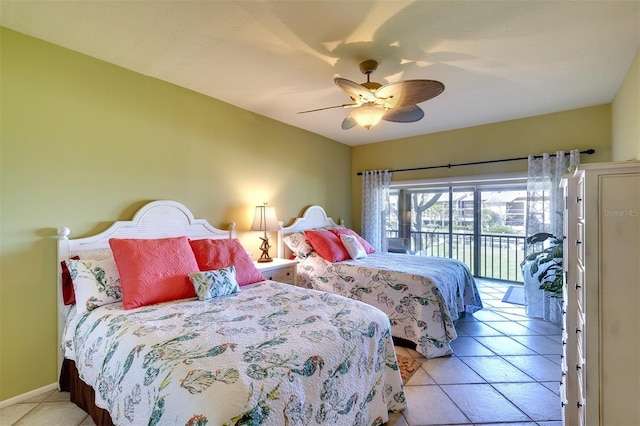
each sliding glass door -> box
[477,187,527,281]
[387,181,526,282]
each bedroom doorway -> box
[387,180,527,283]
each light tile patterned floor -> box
[386,279,563,426]
[0,279,563,426]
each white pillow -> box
[188,266,240,301]
[64,258,122,314]
[282,232,314,259]
[340,234,367,259]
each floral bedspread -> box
[296,253,483,358]
[63,281,406,425]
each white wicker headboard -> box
[56,200,235,378]
[277,205,343,259]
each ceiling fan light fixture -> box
[300,59,444,131]
[351,104,386,130]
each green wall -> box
[0,28,351,401]
[350,105,612,232]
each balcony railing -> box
[388,230,525,282]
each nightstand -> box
[254,258,298,285]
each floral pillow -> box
[188,267,240,301]
[64,258,122,314]
[282,232,314,259]
[61,256,80,305]
[340,234,368,259]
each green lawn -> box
[418,237,524,282]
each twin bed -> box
[57,201,406,425]
[278,205,483,359]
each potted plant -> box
[520,232,563,323]
[521,232,563,297]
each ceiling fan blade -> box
[297,104,358,114]
[335,77,377,103]
[382,105,425,123]
[376,80,445,109]
[341,115,358,130]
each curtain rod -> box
[356,149,595,176]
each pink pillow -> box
[109,237,199,310]
[330,228,376,254]
[189,238,264,286]
[304,230,350,262]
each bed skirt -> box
[59,359,114,426]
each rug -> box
[397,354,421,383]
[502,285,525,305]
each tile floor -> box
[0,279,563,426]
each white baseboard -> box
[0,383,59,409]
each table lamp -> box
[250,203,280,262]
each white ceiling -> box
[1,1,638,146]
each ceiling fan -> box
[299,60,445,130]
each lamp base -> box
[257,236,273,263]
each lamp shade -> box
[250,205,280,232]
[350,104,386,130]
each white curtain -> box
[361,170,391,252]
[526,150,580,241]
[524,150,580,320]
